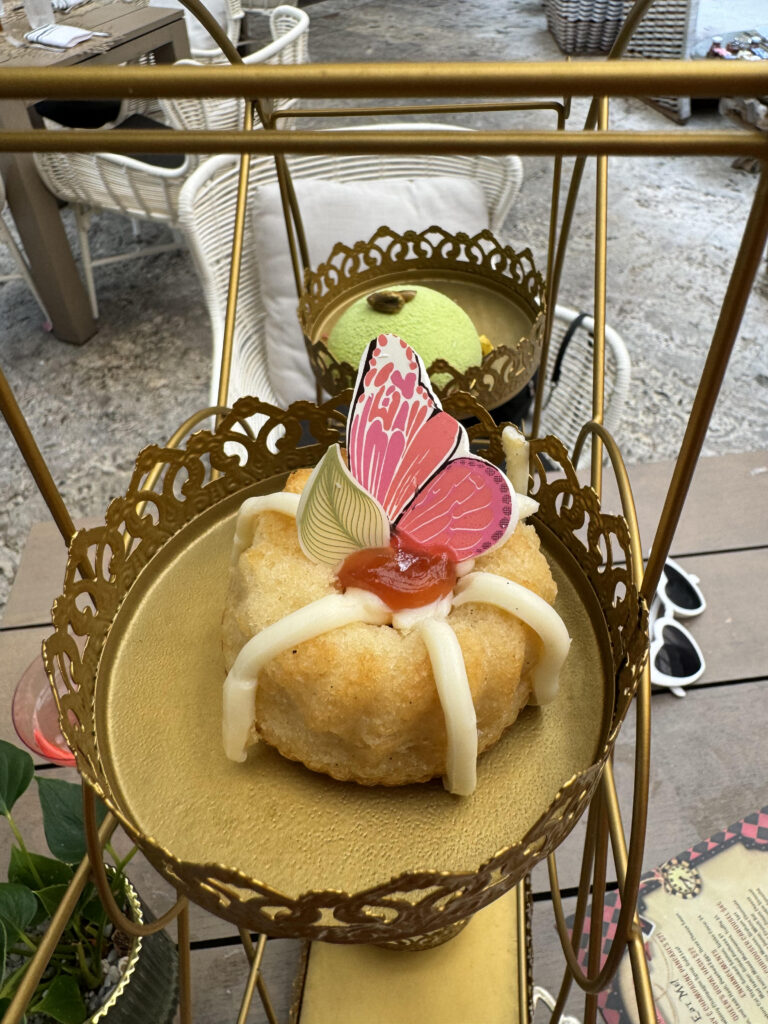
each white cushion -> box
[252,176,491,406]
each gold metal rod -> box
[548,797,600,1020]
[591,96,609,493]
[3,812,118,1024]
[572,422,644,574]
[0,365,76,545]
[217,123,253,409]
[236,933,265,1024]
[3,128,768,158]
[174,0,242,66]
[275,150,307,299]
[642,164,768,602]
[627,922,657,1024]
[1,60,767,99]
[584,789,610,1024]
[282,99,568,118]
[549,425,650,992]
[257,972,279,1024]
[546,0,656,318]
[239,927,256,962]
[83,785,188,936]
[516,881,531,1024]
[236,933,278,1024]
[177,902,192,1024]
[603,760,657,1024]
[530,104,566,442]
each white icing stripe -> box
[231,492,301,564]
[222,589,391,762]
[453,572,570,706]
[418,618,477,797]
[501,426,530,497]
[517,495,539,521]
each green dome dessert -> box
[326,285,482,385]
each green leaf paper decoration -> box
[297,444,390,566]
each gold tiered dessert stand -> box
[2,1,768,1019]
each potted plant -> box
[0,739,178,1023]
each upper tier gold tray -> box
[298,227,546,412]
[43,394,646,944]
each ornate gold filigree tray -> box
[298,227,546,411]
[43,393,646,944]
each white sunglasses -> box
[658,557,706,619]
[649,593,706,698]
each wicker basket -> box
[544,0,625,54]
[618,0,699,123]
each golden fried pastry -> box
[222,469,557,788]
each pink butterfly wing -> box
[347,335,461,522]
[395,456,517,562]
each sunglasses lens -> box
[655,624,702,678]
[663,563,701,612]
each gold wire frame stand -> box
[1,4,767,1019]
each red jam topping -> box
[337,536,458,611]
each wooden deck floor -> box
[1,449,766,1021]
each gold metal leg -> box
[238,930,279,1024]
[178,902,193,1024]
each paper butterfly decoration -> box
[297,334,518,566]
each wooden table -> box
[1,450,766,1020]
[0,1,190,345]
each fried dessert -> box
[222,334,570,795]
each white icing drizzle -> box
[517,495,539,520]
[223,588,391,762]
[231,492,301,564]
[453,571,571,705]
[501,425,530,497]
[418,618,477,797]
[455,558,475,578]
[391,593,453,631]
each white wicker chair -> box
[32,5,309,319]
[159,5,309,132]
[177,133,524,415]
[536,303,631,468]
[0,173,51,329]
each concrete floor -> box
[1,0,767,612]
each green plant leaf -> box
[0,920,6,990]
[0,996,24,1024]
[0,883,37,943]
[297,443,390,566]
[76,884,107,927]
[9,847,73,889]
[34,884,69,919]
[36,779,106,864]
[31,974,86,1024]
[0,741,34,816]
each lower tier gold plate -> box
[45,396,645,942]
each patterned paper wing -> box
[347,334,462,523]
[396,456,518,563]
[297,444,390,566]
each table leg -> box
[0,104,97,345]
[153,18,192,64]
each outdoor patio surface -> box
[0,0,767,1019]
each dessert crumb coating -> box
[222,468,557,787]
